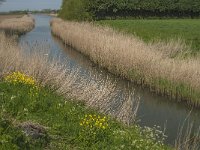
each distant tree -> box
[59,0,200,20]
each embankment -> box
[0,30,170,149]
[0,15,35,34]
[51,18,200,107]
[0,31,139,125]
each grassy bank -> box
[98,19,200,54]
[0,15,35,34]
[0,30,170,149]
[0,72,169,149]
[0,14,24,22]
[51,18,200,107]
[0,32,141,125]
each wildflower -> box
[80,114,109,130]
[11,95,16,100]
[24,108,28,112]
[5,71,37,86]
[5,72,39,98]
[79,114,110,144]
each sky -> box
[0,0,62,12]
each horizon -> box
[0,0,62,12]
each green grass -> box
[0,78,172,149]
[97,19,200,54]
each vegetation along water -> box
[1,0,200,149]
[0,27,170,149]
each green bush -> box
[59,0,200,21]
[59,0,92,21]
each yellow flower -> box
[5,72,39,97]
[5,71,37,86]
[80,114,109,130]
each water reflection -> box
[56,35,200,144]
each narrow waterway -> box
[19,14,200,145]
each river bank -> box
[51,18,200,107]
[0,75,170,150]
[0,14,24,22]
[0,15,35,34]
[0,27,171,149]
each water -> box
[19,15,200,145]
[0,0,62,12]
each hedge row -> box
[59,0,200,20]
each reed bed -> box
[0,32,139,125]
[175,112,200,150]
[0,14,24,22]
[50,18,200,107]
[0,15,35,34]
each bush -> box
[59,0,92,21]
[59,0,200,21]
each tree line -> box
[59,0,200,20]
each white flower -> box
[24,108,28,112]
[11,95,16,100]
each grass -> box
[50,18,200,107]
[0,15,35,34]
[0,31,141,125]
[1,31,167,149]
[0,73,170,149]
[0,14,24,23]
[97,19,200,54]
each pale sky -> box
[0,0,62,12]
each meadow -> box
[98,19,200,55]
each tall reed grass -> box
[175,112,200,150]
[0,32,139,125]
[50,18,200,107]
[0,15,35,34]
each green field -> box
[98,19,200,53]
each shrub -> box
[59,0,92,21]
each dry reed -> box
[175,112,200,150]
[0,32,139,125]
[50,18,200,107]
[0,15,35,34]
